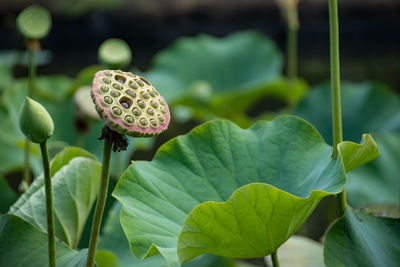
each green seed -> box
[126,89,136,98]
[139,118,148,126]
[150,100,158,108]
[157,114,165,122]
[137,100,146,109]
[100,86,109,93]
[136,79,144,87]
[147,108,154,115]
[104,96,113,104]
[150,118,157,126]
[113,83,123,90]
[125,115,134,124]
[104,71,112,76]
[160,106,167,114]
[140,91,149,99]
[132,108,141,116]
[112,107,122,115]
[129,82,138,89]
[102,77,111,84]
[148,90,156,97]
[159,99,166,106]
[110,90,120,98]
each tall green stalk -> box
[40,142,56,267]
[329,0,346,216]
[286,5,298,80]
[271,251,280,267]
[86,139,113,267]
[22,48,36,190]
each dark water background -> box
[0,1,399,90]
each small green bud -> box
[98,38,132,69]
[19,97,54,143]
[16,5,52,40]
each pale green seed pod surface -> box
[19,97,54,143]
[91,70,170,137]
[98,38,132,69]
[17,5,52,40]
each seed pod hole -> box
[129,82,138,89]
[102,77,111,84]
[112,106,122,115]
[126,89,136,98]
[132,108,141,116]
[137,100,146,109]
[136,79,144,87]
[110,90,120,98]
[100,86,109,93]
[139,118,148,126]
[150,100,158,108]
[140,77,151,86]
[103,96,113,104]
[147,108,155,115]
[150,118,157,126]
[140,91,150,99]
[115,75,126,84]
[124,115,134,124]
[119,96,133,109]
[113,83,122,90]
[157,114,165,122]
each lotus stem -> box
[329,0,347,215]
[286,5,298,80]
[22,48,36,190]
[271,250,280,267]
[40,142,56,267]
[86,138,113,267]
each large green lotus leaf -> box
[35,75,74,102]
[0,80,42,175]
[113,116,350,266]
[0,78,74,173]
[95,250,120,267]
[0,214,88,267]
[0,63,12,93]
[99,202,245,267]
[347,133,400,207]
[176,78,308,128]
[9,147,101,249]
[338,134,380,173]
[294,81,400,143]
[264,236,324,267]
[324,208,400,267]
[73,64,103,90]
[145,31,283,103]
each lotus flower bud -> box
[19,97,54,143]
[98,39,132,69]
[17,5,52,40]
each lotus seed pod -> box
[17,5,52,40]
[74,86,100,120]
[98,39,132,69]
[91,70,170,137]
[19,97,54,143]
